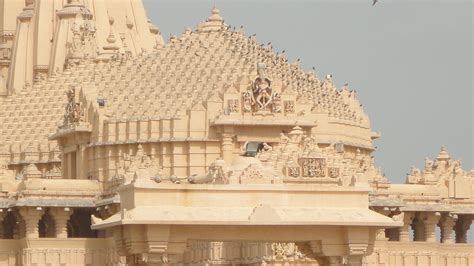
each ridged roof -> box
[0,7,367,151]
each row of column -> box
[0,207,71,239]
[381,211,472,244]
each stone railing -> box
[364,241,474,266]
[0,238,124,266]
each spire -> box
[198,6,224,32]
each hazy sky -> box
[143,0,473,184]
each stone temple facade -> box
[0,1,472,265]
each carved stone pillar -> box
[50,207,71,238]
[413,214,425,241]
[221,128,234,163]
[399,212,413,242]
[439,213,457,244]
[13,211,25,239]
[423,212,441,243]
[19,207,44,238]
[455,215,472,243]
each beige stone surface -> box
[0,2,472,266]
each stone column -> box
[439,213,457,244]
[455,215,472,243]
[399,212,413,242]
[423,212,441,243]
[221,128,234,163]
[413,214,425,241]
[19,207,43,238]
[50,207,71,238]
[13,211,25,239]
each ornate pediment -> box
[215,63,305,124]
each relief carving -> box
[299,158,326,177]
[227,99,240,113]
[328,167,340,178]
[271,243,306,260]
[242,63,281,113]
[242,90,253,112]
[284,100,295,114]
[286,166,300,178]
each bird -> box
[372,0,379,6]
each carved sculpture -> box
[63,86,84,126]
[187,158,228,184]
[242,63,282,113]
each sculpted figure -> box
[242,90,253,112]
[63,86,86,125]
[254,77,273,110]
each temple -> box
[0,1,472,265]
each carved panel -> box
[284,101,295,114]
[286,166,300,178]
[227,99,240,113]
[242,91,253,112]
[328,167,340,178]
[299,158,326,177]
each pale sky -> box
[143,0,472,185]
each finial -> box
[212,5,219,14]
[198,5,224,32]
[437,145,450,160]
[208,5,223,22]
[103,15,119,52]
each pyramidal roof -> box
[0,7,368,150]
